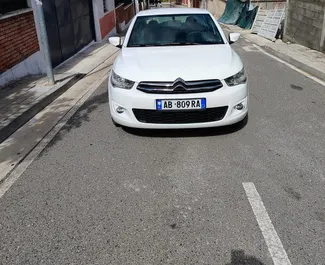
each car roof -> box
[136,8,210,17]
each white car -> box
[108,8,248,129]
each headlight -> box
[224,68,247,86]
[111,71,134,89]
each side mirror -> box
[228,33,240,44]
[109,37,122,48]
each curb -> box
[261,45,325,82]
[0,74,84,143]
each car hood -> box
[113,45,243,82]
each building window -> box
[103,0,108,12]
[0,0,28,15]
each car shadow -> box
[122,115,248,138]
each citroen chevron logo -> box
[172,78,187,91]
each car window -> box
[127,14,224,47]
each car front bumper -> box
[108,80,248,129]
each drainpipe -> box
[320,4,325,50]
[203,0,206,9]
[283,0,289,42]
[134,0,139,14]
[34,0,55,85]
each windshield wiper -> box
[156,42,221,46]
[156,42,201,46]
[128,44,155,47]
[128,42,220,47]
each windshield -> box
[127,14,225,47]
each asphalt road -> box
[1,35,325,265]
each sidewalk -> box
[0,42,119,143]
[222,24,325,82]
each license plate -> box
[156,99,206,110]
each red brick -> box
[2,55,20,66]
[1,29,18,38]
[2,47,21,59]
[1,33,19,43]
[1,37,17,46]
[0,10,39,72]
[20,34,35,42]
[1,23,20,33]
[1,46,17,56]
[2,45,20,59]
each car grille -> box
[133,107,228,124]
[137,79,223,94]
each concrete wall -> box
[285,0,325,52]
[0,51,44,88]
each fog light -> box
[116,106,125,114]
[235,103,244,110]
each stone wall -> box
[285,0,325,53]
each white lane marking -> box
[243,182,292,265]
[0,73,109,199]
[253,44,325,88]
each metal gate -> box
[43,0,95,67]
[258,8,285,41]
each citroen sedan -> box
[108,8,248,129]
